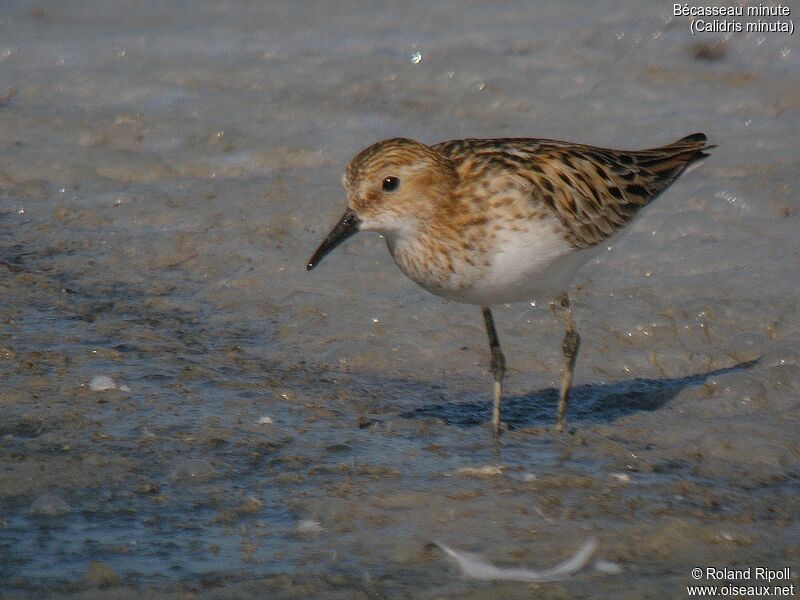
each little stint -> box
[307,133,714,436]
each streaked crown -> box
[343,138,457,235]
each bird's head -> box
[306,138,456,270]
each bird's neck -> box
[385,207,468,293]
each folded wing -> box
[434,133,715,249]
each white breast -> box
[453,219,593,306]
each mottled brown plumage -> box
[431,133,714,248]
[307,132,714,435]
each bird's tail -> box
[637,132,716,181]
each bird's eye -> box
[382,176,400,193]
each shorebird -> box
[307,133,713,436]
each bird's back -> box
[432,133,714,249]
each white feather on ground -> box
[436,538,598,582]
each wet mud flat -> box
[1,1,800,598]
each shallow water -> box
[1,1,799,598]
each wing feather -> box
[433,134,714,248]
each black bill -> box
[306,209,361,270]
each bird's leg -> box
[552,294,580,432]
[481,306,506,438]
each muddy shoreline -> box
[2,1,799,598]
